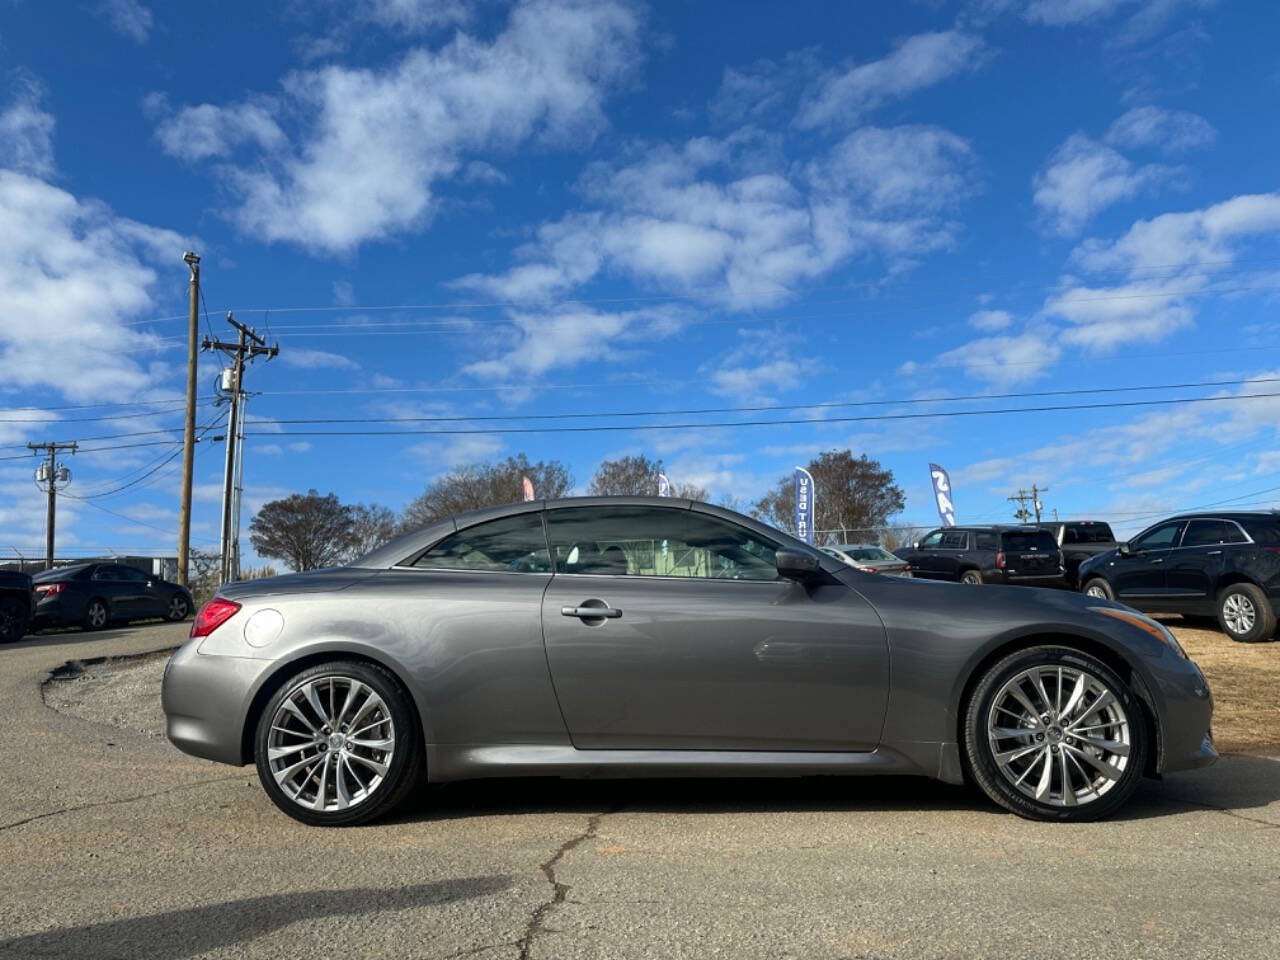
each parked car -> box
[1037,520,1118,588]
[163,497,1214,826]
[903,525,1065,587]
[32,562,194,631]
[821,544,912,576]
[1079,511,1280,643]
[0,570,35,643]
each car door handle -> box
[1207,550,1223,556]
[562,605,622,619]
[1151,558,1164,564]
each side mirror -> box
[776,549,821,581]
[912,540,920,550]
[1117,542,1131,556]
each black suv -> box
[904,525,1064,586]
[1078,511,1280,642]
[1036,520,1117,588]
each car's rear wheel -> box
[255,660,423,827]
[84,598,108,631]
[1217,583,1276,643]
[1082,578,1114,601]
[0,599,29,643]
[960,570,983,585]
[963,645,1147,822]
[165,594,190,622]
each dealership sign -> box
[929,462,956,527]
[794,466,815,544]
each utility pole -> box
[28,442,77,570]
[1008,484,1050,524]
[203,312,278,585]
[177,251,200,587]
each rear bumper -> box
[162,641,269,766]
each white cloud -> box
[978,0,1218,47]
[0,77,55,178]
[408,433,504,470]
[462,305,686,381]
[700,329,812,403]
[154,0,644,254]
[1105,105,1216,153]
[968,309,1013,331]
[796,31,985,130]
[98,0,153,44]
[147,96,287,163]
[458,125,977,309]
[928,326,1062,386]
[341,0,472,32]
[282,348,359,369]
[1032,133,1175,236]
[332,280,356,306]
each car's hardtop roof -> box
[353,495,828,570]
[1164,511,1280,522]
[944,525,1054,533]
[31,562,93,581]
[829,543,887,550]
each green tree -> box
[752,450,905,545]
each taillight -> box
[995,552,1006,569]
[191,598,241,638]
[864,567,879,574]
[34,583,65,596]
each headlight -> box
[1089,606,1188,659]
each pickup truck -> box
[0,570,36,643]
[1036,520,1117,589]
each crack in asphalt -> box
[516,806,621,960]
[1159,795,1280,829]
[0,774,246,833]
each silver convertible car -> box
[163,497,1216,826]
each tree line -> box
[249,450,904,571]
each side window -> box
[1062,526,1079,544]
[918,530,944,549]
[545,506,781,581]
[410,513,551,572]
[91,565,122,581]
[974,531,997,550]
[117,566,149,582]
[1182,520,1228,548]
[1131,521,1183,552]
[1242,520,1280,545]
[940,531,967,549]
[1223,522,1249,545]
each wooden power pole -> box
[203,312,278,585]
[28,441,78,570]
[177,251,200,587]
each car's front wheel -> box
[1217,583,1276,643]
[254,660,423,826]
[960,570,983,585]
[1082,578,1114,601]
[165,594,190,622]
[963,645,1147,821]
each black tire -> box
[0,599,30,643]
[1081,577,1115,601]
[1217,582,1277,643]
[963,645,1147,822]
[960,570,983,585]
[83,597,109,632]
[165,593,191,622]
[255,660,423,827]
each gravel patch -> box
[42,649,174,739]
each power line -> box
[67,414,226,500]
[244,388,1280,438]
[0,440,184,462]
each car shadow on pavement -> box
[391,753,1280,825]
[6,621,183,650]
[0,876,512,960]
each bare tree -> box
[343,503,399,561]
[402,454,573,529]
[248,490,354,571]
[589,454,710,501]
[753,450,905,545]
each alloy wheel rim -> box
[89,603,106,628]
[1085,584,1108,599]
[987,665,1131,808]
[1222,594,1256,635]
[169,597,186,619]
[267,675,396,812]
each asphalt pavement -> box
[1,623,1277,959]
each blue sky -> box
[2,0,1280,563]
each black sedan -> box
[32,562,193,631]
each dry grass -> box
[1161,617,1280,755]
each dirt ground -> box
[1161,617,1280,755]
